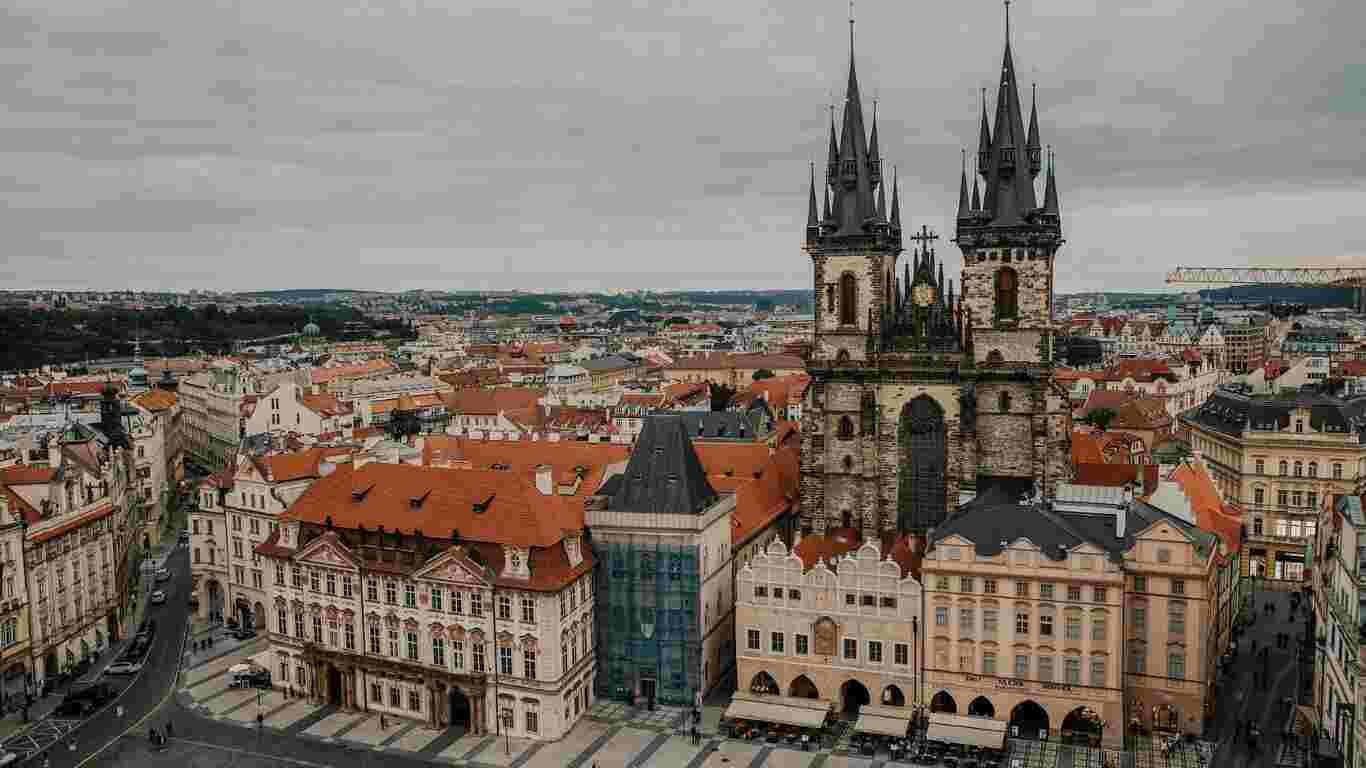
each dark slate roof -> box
[1184,387,1366,442]
[608,415,718,515]
[682,411,764,442]
[932,489,1217,562]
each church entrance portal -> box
[897,396,947,531]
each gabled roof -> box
[444,387,545,416]
[609,415,718,515]
[0,464,57,486]
[133,389,178,412]
[281,461,582,550]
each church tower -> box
[953,6,1071,500]
[955,8,1063,368]
[799,7,1072,540]
[800,17,908,539]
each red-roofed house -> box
[245,381,355,439]
[251,460,595,740]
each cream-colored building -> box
[0,483,32,703]
[921,483,1225,745]
[1183,388,1366,580]
[735,534,921,719]
[180,360,250,471]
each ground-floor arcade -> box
[739,662,918,719]
[923,671,1124,747]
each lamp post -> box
[912,615,921,740]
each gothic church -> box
[799,13,1072,537]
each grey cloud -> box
[2,0,1363,291]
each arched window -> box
[838,416,855,440]
[1308,461,1318,478]
[826,285,836,313]
[839,273,858,326]
[1294,461,1303,478]
[836,349,851,365]
[1279,460,1288,476]
[1334,462,1343,480]
[995,267,1018,321]
[998,392,1011,413]
[985,350,1004,367]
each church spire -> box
[977,0,1037,226]
[1027,82,1042,176]
[956,149,970,219]
[970,155,982,211]
[829,8,878,236]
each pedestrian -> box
[166,720,174,738]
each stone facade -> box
[799,21,1071,538]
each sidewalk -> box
[0,544,176,741]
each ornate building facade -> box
[800,17,1071,538]
[254,461,595,741]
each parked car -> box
[231,626,256,641]
[136,619,156,643]
[150,590,167,605]
[104,660,143,675]
[155,567,170,582]
[57,681,114,716]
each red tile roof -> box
[0,484,39,524]
[310,360,396,385]
[47,381,119,398]
[133,389,178,412]
[729,444,798,547]
[793,528,863,570]
[444,388,545,416]
[1105,359,1176,383]
[30,502,114,543]
[281,462,582,550]
[423,435,628,497]
[301,392,352,417]
[1080,390,1135,417]
[0,465,57,485]
[1169,460,1241,554]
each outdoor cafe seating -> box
[721,692,833,751]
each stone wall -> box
[975,381,1037,478]
[959,248,1054,329]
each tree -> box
[709,383,736,412]
[752,369,775,381]
[1081,407,1118,430]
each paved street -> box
[1208,587,1309,768]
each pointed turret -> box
[977,89,992,176]
[868,100,882,184]
[1043,148,1060,219]
[970,172,981,212]
[1027,83,1042,176]
[822,184,831,223]
[806,163,819,235]
[956,149,970,220]
[890,167,901,229]
[877,178,887,221]
[937,260,945,299]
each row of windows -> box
[950,651,1110,686]
[749,586,896,610]
[744,629,910,665]
[1128,644,1187,679]
[1251,487,1321,511]
[1252,458,1343,479]
[277,611,591,679]
[934,606,1114,641]
[934,577,1110,604]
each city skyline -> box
[2,2,1363,293]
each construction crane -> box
[1165,266,1366,313]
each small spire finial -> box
[848,0,855,57]
[1004,0,1011,44]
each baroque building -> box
[800,15,1071,538]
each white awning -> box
[723,693,832,729]
[854,705,913,737]
[926,713,1007,749]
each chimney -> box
[535,464,553,496]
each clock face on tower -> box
[912,283,936,307]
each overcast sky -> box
[2,1,1363,294]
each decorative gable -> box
[414,547,489,586]
[296,536,357,571]
[280,521,299,549]
[564,531,583,568]
[502,545,530,580]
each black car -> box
[57,682,114,716]
[231,626,257,641]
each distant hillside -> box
[1198,284,1355,307]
